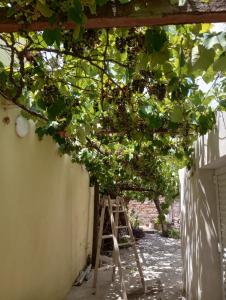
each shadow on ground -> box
[66,233,184,300]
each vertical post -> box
[92,182,99,267]
[93,198,106,291]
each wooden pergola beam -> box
[0,0,226,32]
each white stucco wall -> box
[0,102,94,300]
[197,112,226,169]
[180,112,226,300]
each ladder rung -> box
[102,234,113,239]
[118,241,135,247]
[116,226,128,229]
[112,210,125,213]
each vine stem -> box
[0,90,48,121]
[30,47,122,89]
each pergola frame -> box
[0,0,226,32]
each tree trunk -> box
[153,197,169,237]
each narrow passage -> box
[67,233,183,300]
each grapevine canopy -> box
[0,1,226,205]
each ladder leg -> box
[108,197,128,300]
[121,198,146,293]
[93,199,106,291]
[112,197,120,282]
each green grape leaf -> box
[36,1,53,17]
[219,99,226,108]
[191,45,214,71]
[213,52,226,72]
[42,28,61,46]
[197,110,215,135]
[145,28,168,54]
[170,106,183,123]
[68,0,83,24]
[47,98,65,120]
[148,115,162,129]
[77,127,86,144]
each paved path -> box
[67,233,184,300]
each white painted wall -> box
[0,102,94,300]
[180,112,226,300]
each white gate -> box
[216,166,226,299]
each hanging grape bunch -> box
[12,1,39,24]
[115,37,127,53]
[83,29,101,48]
[115,29,144,68]
[148,83,166,101]
[63,30,74,51]
[24,68,34,90]
[42,84,60,107]
[132,79,146,93]
[126,29,144,68]
[139,70,154,78]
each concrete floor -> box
[66,233,184,300]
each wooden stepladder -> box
[93,196,146,299]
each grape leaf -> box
[145,28,168,54]
[42,29,61,46]
[36,1,53,17]
[213,52,226,72]
[68,0,83,24]
[170,106,183,123]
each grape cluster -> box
[132,79,146,93]
[12,1,38,24]
[115,37,127,53]
[139,70,154,79]
[62,29,101,53]
[148,83,166,101]
[115,29,145,67]
[24,68,35,89]
[42,84,60,106]
[83,30,101,48]
[116,29,145,65]
[130,70,166,100]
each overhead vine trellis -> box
[0,0,226,233]
[0,0,225,31]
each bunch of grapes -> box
[63,29,101,54]
[148,83,166,101]
[42,84,60,106]
[83,30,101,48]
[12,0,39,24]
[132,79,146,93]
[140,70,154,79]
[115,29,145,68]
[62,31,74,51]
[115,37,127,53]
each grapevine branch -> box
[30,47,122,89]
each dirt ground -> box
[66,233,184,300]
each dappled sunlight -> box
[67,233,183,300]
[197,112,226,169]
[181,167,222,300]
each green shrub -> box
[168,228,180,239]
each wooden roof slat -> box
[0,0,226,32]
